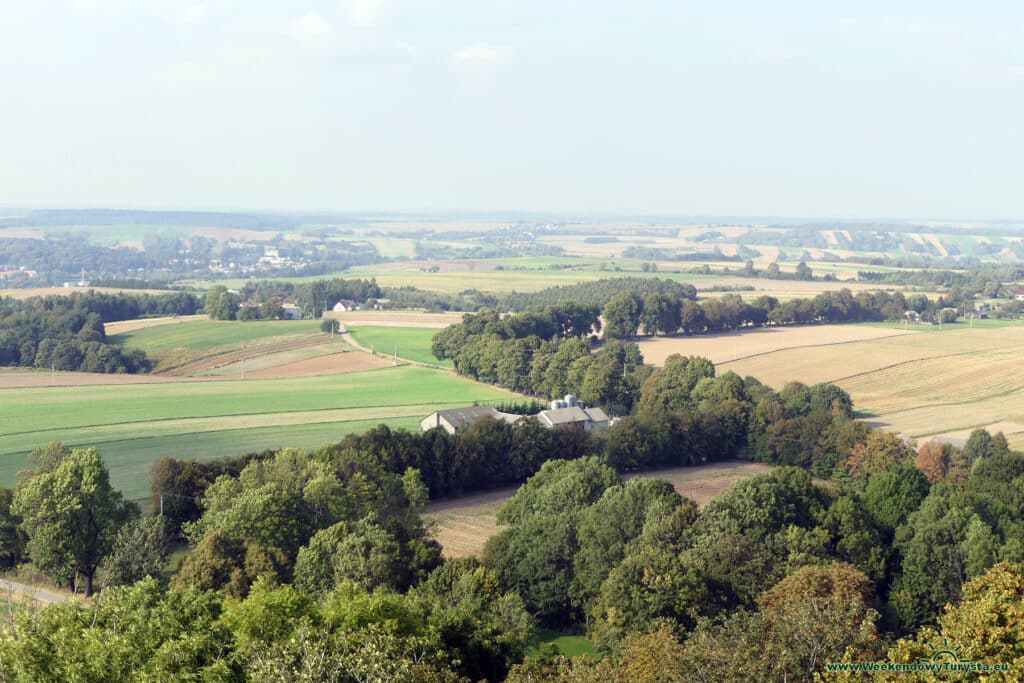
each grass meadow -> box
[0,366,524,499]
[527,628,596,658]
[347,326,451,367]
[109,319,321,353]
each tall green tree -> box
[637,354,715,414]
[97,516,171,589]
[13,447,136,595]
[602,292,643,339]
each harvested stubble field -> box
[323,310,463,328]
[424,461,774,558]
[0,365,526,499]
[104,314,207,335]
[708,322,1024,438]
[0,286,172,300]
[634,325,913,366]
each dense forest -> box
[1,355,1022,679]
[0,291,199,372]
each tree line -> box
[428,288,975,414]
[0,290,199,372]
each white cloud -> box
[349,0,393,28]
[290,13,331,38]
[453,42,503,64]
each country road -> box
[0,578,67,604]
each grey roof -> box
[584,407,610,423]
[537,406,596,426]
[436,405,499,427]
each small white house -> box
[332,299,360,312]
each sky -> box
[1,0,1023,219]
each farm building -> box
[281,304,302,320]
[333,299,361,312]
[536,406,610,432]
[420,405,522,434]
[1011,287,1024,301]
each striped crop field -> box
[0,365,525,499]
[717,322,1024,439]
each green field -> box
[0,366,523,499]
[348,326,451,367]
[527,628,596,658]
[109,319,321,353]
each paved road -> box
[0,578,67,604]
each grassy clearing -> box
[0,365,524,498]
[527,628,596,658]
[348,326,452,367]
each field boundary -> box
[157,337,329,376]
[0,395,513,446]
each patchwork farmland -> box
[0,365,526,500]
[683,321,1024,440]
[0,315,529,500]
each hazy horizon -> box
[2,2,1023,218]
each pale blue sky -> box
[1,1,1022,218]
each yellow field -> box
[324,310,463,328]
[104,314,207,335]
[635,325,912,366]
[712,324,1024,438]
[0,286,171,300]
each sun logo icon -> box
[922,639,968,664]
